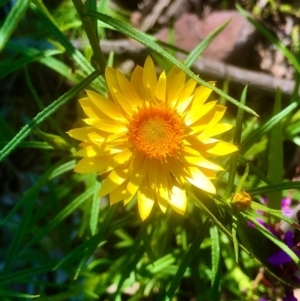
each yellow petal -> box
[201,168,217,179]
[200,123,233,137]
[99,167,129,196]
[75,145,122,157]
[156,169,171,212]
[137,188,155,220]
[176,95,194,115]
[143,56,157,99]
[111,87,133,115]
[67,127,104,143]
[105,67,119,96]
[79,141,91,147]
[168,183,187,215]
[209,105,227,124]
[116,69,142,106]
[124,155,146,205]
[185,156,224,171]
[157,197,168,213]
[165,157,188,184]
[83,118,127,133]
[166,66,186,103]
[155,71,166,102]
[207,141,238,156]
[85,90,124,120]
[74,157,104,173]
[79,97,104,119]
[185,101,217,126]
[192,82,215,106]
[74,149,132,175]
[186,166,216,194]
[130,65,144,99]
[109,181,127,204]
[173,78,197,109]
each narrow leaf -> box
[237,4,300,74]
[267,88,283,209]
[0,0,31,52]
[224,85,248,198]
[210,225,221,288]
[240,101,298,154]
[185,20,229,68]
[86,11,258,116]
[248,181,300,195]
[163,219,211,301]
[21,186,94,253]
[0,289,40,298]
[0,70,100,162]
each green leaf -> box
[0,70,100,162]
[210,225,221,294]
[240,101,298,154]
[0,289,40,298]
[237,4,300,74]
[236,163,249,193]
[3,191,35,273]
[90,181,101,235]
[0,263,55,286]
[163,219,211,301]
[185,20,229,68]
[0,0,31,52]
[0,44,63,79]
[73,204,117,279]
[0,141,53,149]
[86,11,258,117]
[0,159,73,226]
[145,254,176,274]
[75,0,107,72]
[224,85,248,198]
[30,3,105,90]
[248,181,300,195]
[21,186,95,253]
[251,202,300,227]
[244,212,299,266]
[267,88,283,209]
[231,215,239,263]
[0,0,11,7]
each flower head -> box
[68,57,237,220]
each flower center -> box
[128,105,184,160]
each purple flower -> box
[268,231,295,265]
[282,198,293,218]
[283,289,297,301]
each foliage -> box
[1,0,300,300]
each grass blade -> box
[162,219,211,301]
[0,70,100,162]
[86,11,258,117]
[267,88,284,209]
[21,186,94,253]
[237,4,300,74]
[224,85,248,198]
[240,101,298,154]
[0,0,31,52]
[185,20,229,68]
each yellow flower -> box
[67,57,237,220]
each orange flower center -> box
[128,105,185,160]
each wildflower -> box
[67,57,237,220]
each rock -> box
[155,11,257,66]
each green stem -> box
[72,0,107,72]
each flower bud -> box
[231,191,252,211]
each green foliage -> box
[1,0,300,300]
